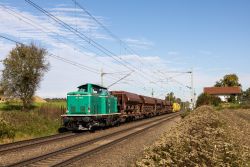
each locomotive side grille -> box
[80,106,86,113]
[71,106,76,112]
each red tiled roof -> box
[204,87,241,95]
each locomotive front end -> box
[61,83,119,131]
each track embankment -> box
[136,106,250,167]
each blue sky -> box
[0,0,250,101]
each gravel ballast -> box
[69,116,181,167]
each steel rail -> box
[7,112,180,167]
[54,113,180,167]
[0,132,78,155]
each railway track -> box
[0,132,82,155]
[7,112,180,167]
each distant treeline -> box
[44,98,66,102]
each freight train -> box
[61,83,180,131]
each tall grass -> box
[0,101,66,143]
[38,103,66,119]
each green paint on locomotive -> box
[66,83,118,115]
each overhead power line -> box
[71,0,195,99]
[0,35,23,45]
[2,1,191,97]
[25,0,161,86]
[0,35,136,87]
[0,5,146,87]
[71,0,140,56]
[25,0,134,71]
[48,54,100,74]
[0,4,128,75]
[1,4,159,91]
[0,36,143,93]
[157,70,192,90]
[72,0,162,82]
[0,35,101,74]
[71,0,144,62]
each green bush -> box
[241,103,250,109]
[196,93,221,108]
[180,109,191,118]
[0,118,15,141]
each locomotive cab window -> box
[92,87,99,94]
[100,88,108,95]
[92,86,108,95]
[78,85,87,92]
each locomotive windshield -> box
[78,85,87,92]
[100,88,109,95]
[93,86,108,94]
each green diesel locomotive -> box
[62,83,120,130]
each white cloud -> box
[50,7,83,13]
[124,38,154,49]
[0,3,110,47]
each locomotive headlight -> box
[88,107,90,113]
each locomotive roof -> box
[78,83,107,89]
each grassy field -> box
[136,106,250,166]
[0,101,66,144]
[0,101,66,110]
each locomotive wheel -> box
[58,127,68,133]
[88,125,96,133]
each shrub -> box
[196,93,221,108]
[0,118,15,141]
[180,109,191,118]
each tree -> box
[1,43,49,110]
[175,98,182,104]
[0,84,4,96]
[214,74,241,87]
[165,92,175,102]
[180,101,190,111]
[165,92,182,104]
[214,74,242,103]
[196,93,221,108]
[242,88,250,102]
